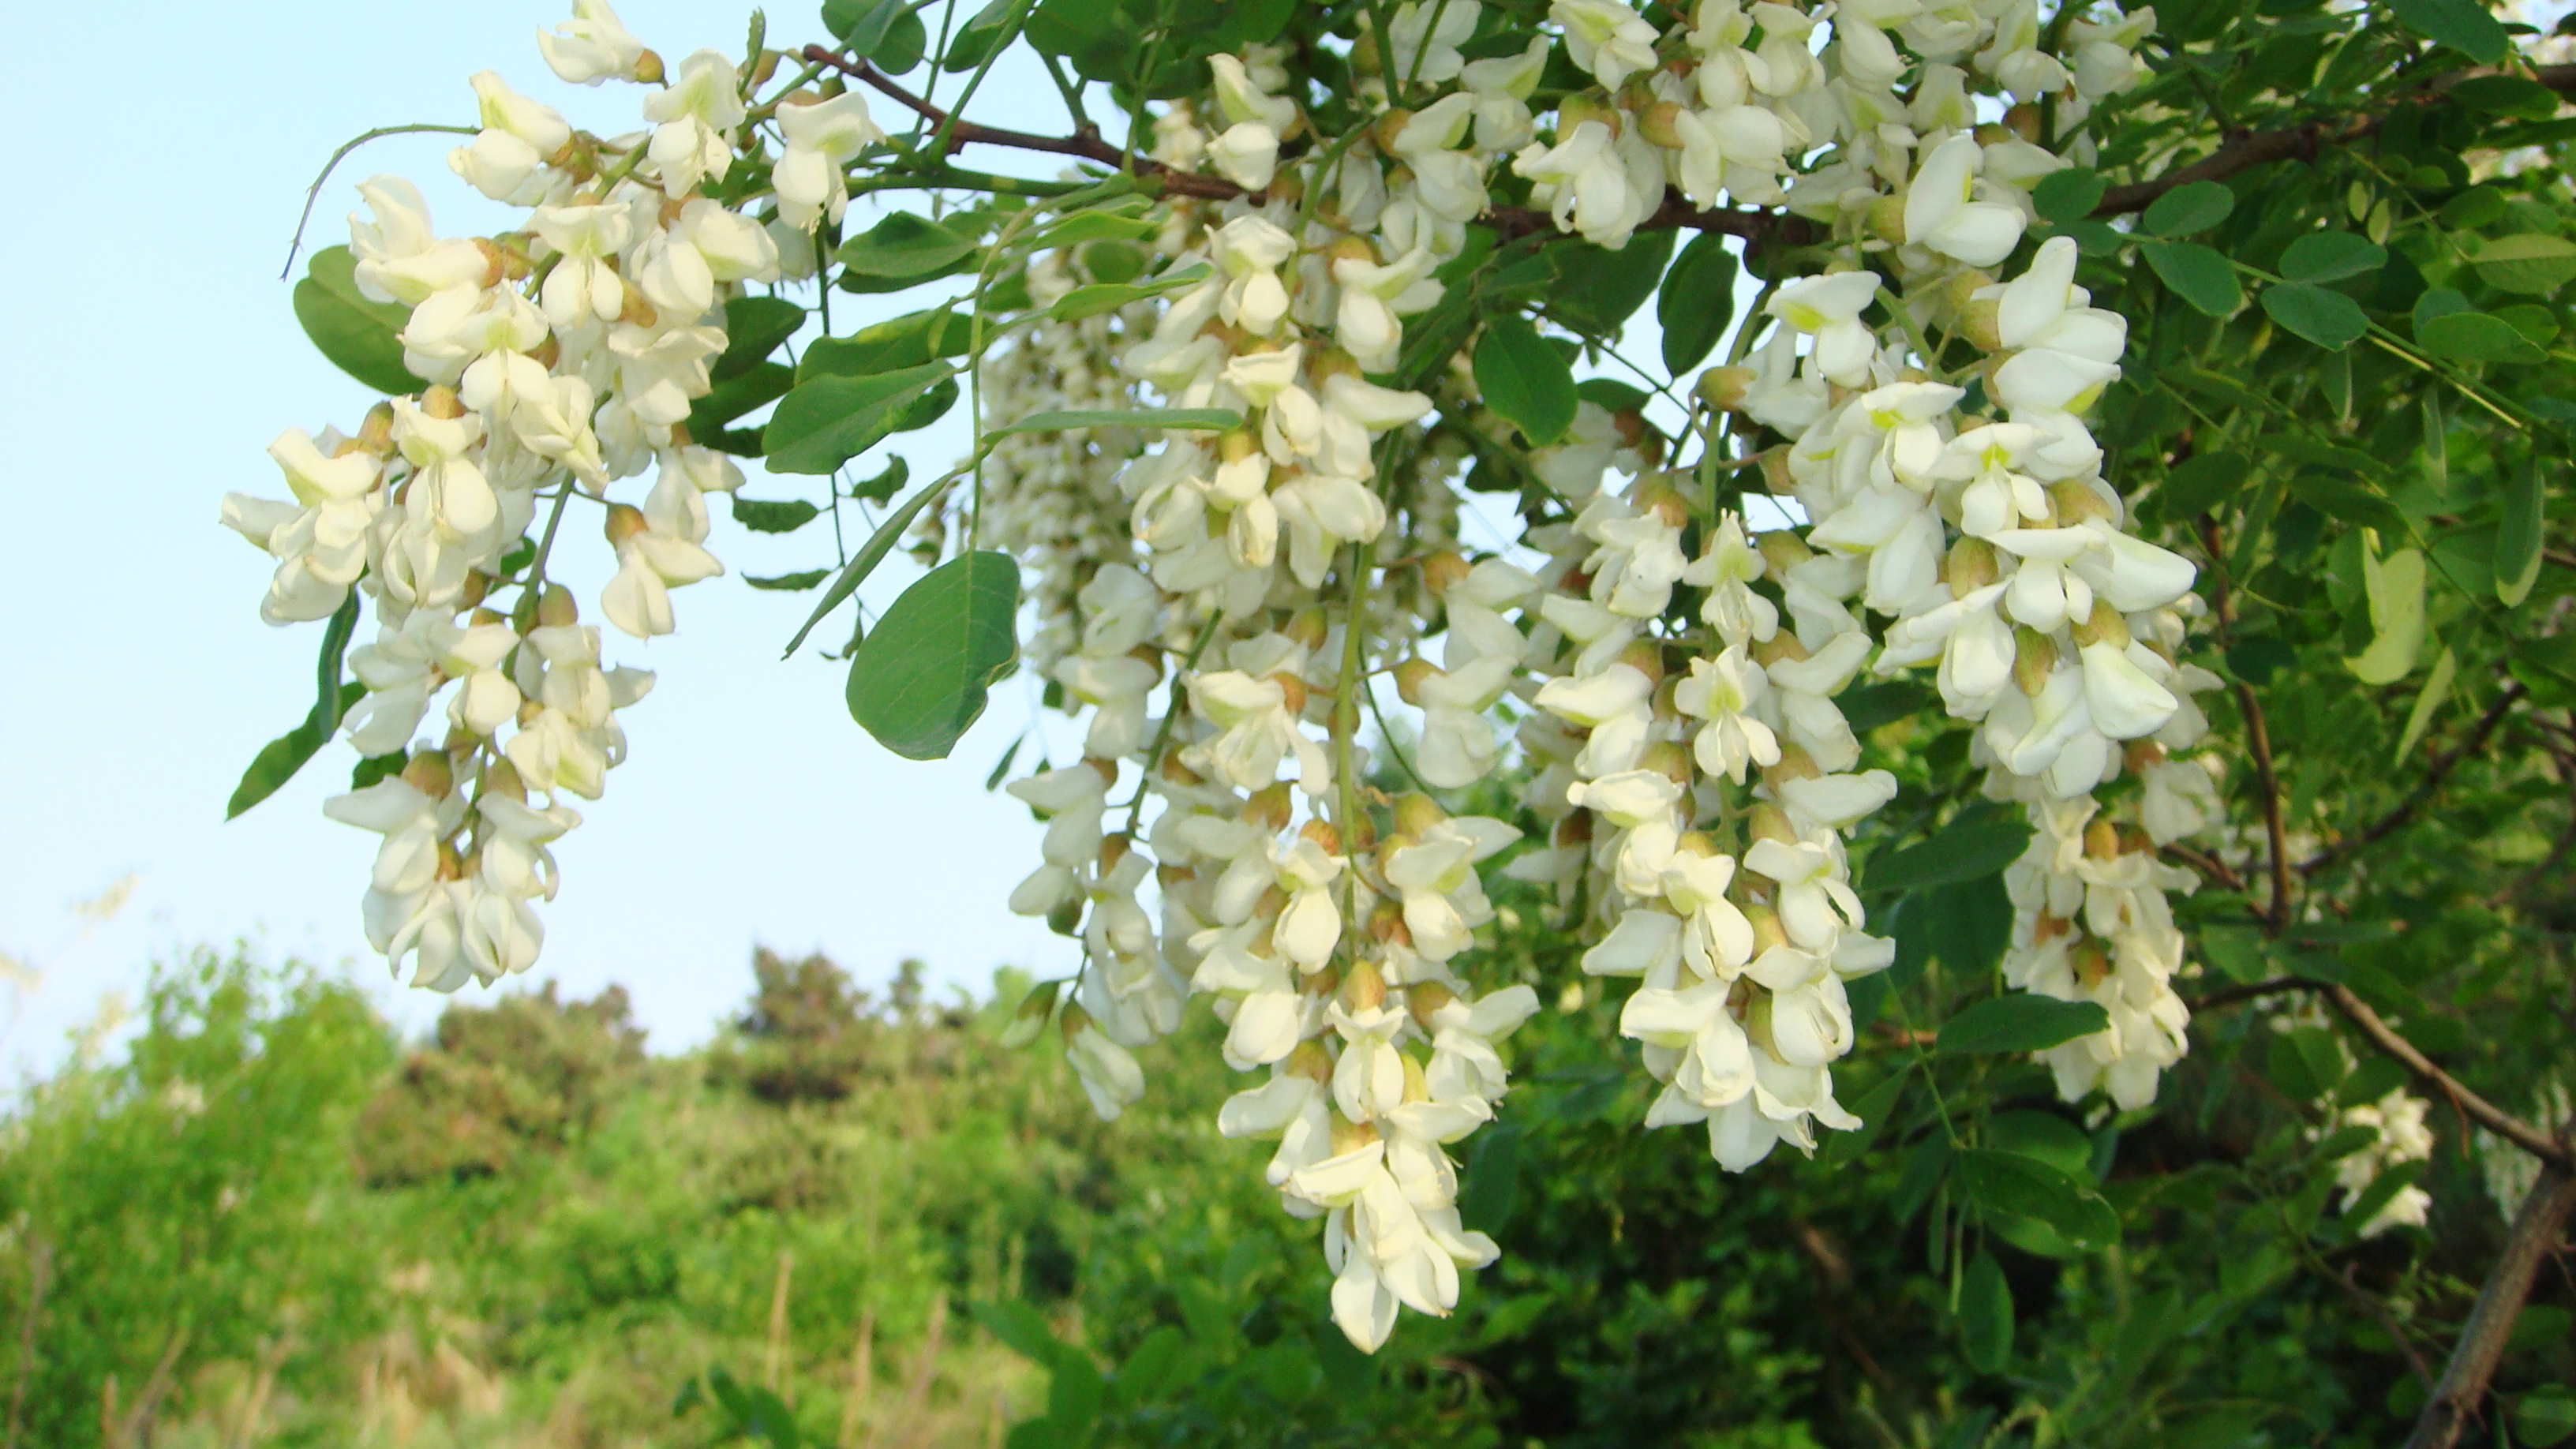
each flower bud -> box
[1420,549,1470,599]
[1743,900,1790,955]
[1865,193,1908,245]
[1763,745,1822,791]
[1957,296,2003,353]
[481,758,527,803]
[1949,536,1999,597]
[1676,830,1723,860]
[1638,100,1688,148]
[1752,633,1810,668]
[1401,1050,1432,1103]
[2123,739,2167,773]
[1372,107,1414,153]
[1559,93,1622,138]
[1643,740,1694,788]
[1269,671,1309,716]
[1287,1041,1335,1081]
[402,751,455,799]
[633,48,665,84]
[1634,475,1691,529]
[530,332,562,371]
[1758,530,1814,575]
[1046,897,1084,938]
[1394,657,1440,706]
[618,286,660,328]
[462,573,494,611]
[1616,638,1668,689]
[1300,818,1343,857]
[1245,783,1294,833]
[604,503,648,550]
[1219,427,1262,464]
[2073,940,2112,987]
[1748,802,1799,845]
[2084,819,2121,861]
[2069,598,2131,650]
[536,584,578,628]
[1392,792,1447,839]
[2034,913,2071,943]
[998,979,1061,1048]
[1367,898,1411,945]
[1553,812,1593,848]
[1696,365,1755,411]
[1099,832,1133,873]
[474,237,510,290]
[435,839,467,882]
[1329,1115,1382,1155]
[1339,955,1387,1013]
[2012,627,2057,696]
[358,402,399,454]
[1408,981,1456,1030]
[1285,606,1330,651]
[749,47,781,88]
[2001,103,2042,143]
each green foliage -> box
[291,245,416,395]
[224,593,361,819]
[845,551,1021,759]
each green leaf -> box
[714,295,806,380]
[1937,995,2113,1054]
[1026,0,1129,80]
[1036,209,1161,246]
[800,309,972,382]
[846,552,1020,760]
[763,363,954,475]
[851,455,909,504]
[746,569,830,591]
[350,750,406,789]
[2419,309,2547,363]
[972,1301,1076,1371]
[1866,813,2032,893]
[2344,538,2426,683]
[2140,239,2244,316]
[227,593,365,820]
[1988,1110,2095,1181]
[2143,181,2235,237]
[1459,1122,1523,1230]
[731,495,822,534]
[2279,231,2387,283]
[2439,184,2507,228]
[837,212,983,280]
[782,474,954,657]
[1545,230,1676,339]
[292,245,418,395]
[1956,1148,2120,1249]
[2451,73,2561,119]
[1475,315,1578,446]
[688,361,796,436]
[2157,451,2252,517]
[1045,265,1213,320]
[1657,233,1739,376]
[2498,459,2546,605]
[2262,283,2369,349]
[1959,1250,2014,1373]
[2387,0,2510,62]
[2031,167,2106,226]
[1818,1069,1910,1167]
[2515,1387,2576,1447]
[987,406,1243,436]
[2471,233,2576,294]
[2395,646,2459,761]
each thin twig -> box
[281,123,478,278]
[2323,983,2573,1168]
[2300,683,2525,878]
[2234,680,2293,929]
[2336,1263,2436,1392]
[840,1309,876,1449]
[3,1239,51,1449]
[2404,1118,2576,1449]
[2185,975,2330,1015]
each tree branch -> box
[2235,680,2294,928]
[2185,975,2330,1014]
[2299,683,2524,878]
[2323,983,2573,1168]
[2404,1118,2576,1449]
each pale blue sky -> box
[0,2,1707,1079]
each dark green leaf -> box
[350,751,406,789]
[2387,0,2510,62]
[1959,1250,2013,1372]
[2514,1388,2576,1447]
[2498,458,2544,605]
[2439,185,2507,228]
[1926,874,2012,976]
[800,309,972,382]
[1937,995,2113,1054]
[837,212,982,279]
[2140,240,2245,316]
[851,455,909,504]
[1545,231,1676,339]
[1460,1123,1522,1230]
[846,552,1020,760]
[1657,233,1739,375]
[2157,450,2252,517]
[2472,234,2576,294]
[1046,266,1213,320]
[292,245,418,395]
[1475,315,1578,446]
[1026,0,1130,79]
[782,474,954,657]
[688,360,795,435]
[988,406,1243,435]
[1818,1069,1910,1166]
[2031,167,2106,226]
[2449,74,2558,118]
[714,295,806,380]
[2143,181,2235,237]
[1866,814,2032,893]
[731,496,822,534]
[763,363,953,474]
[983,734,1024,792]
[1988,1110,2095,1181]
[2279,231,2387,283]
[1839,679,1934,732]
[2418,309,2548,363]
[2261,283,2369,349]
[228,595,365,820]
[1956,1148,2120,1248]
[972,1301,1075,1370]
[746,569,830,591]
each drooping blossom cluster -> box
[237,0,2259,1357]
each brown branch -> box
[2323,983,2573,1168]
[2185,975,2330,1015]
[2236,680,2293,928]
[2094,63,2576,220]
[2337,1262,2436,1392]
[2161,841,2247,895]
[2299,683,2525,878]
[2403,1121,2576,1449]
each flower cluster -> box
[227,6,844,990]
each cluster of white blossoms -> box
[242,0,2249,1355]
[2324,1088,2436,1237]
[227,3,859,990]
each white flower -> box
[1767,271,1881,388]
[1903,134,2027,268]
[1552,0,1661,88]
[538,0,647,84]
[451,73,572,204]
[1182,671,1332,795]
[642,50,747,195]
[774,93,886,229]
